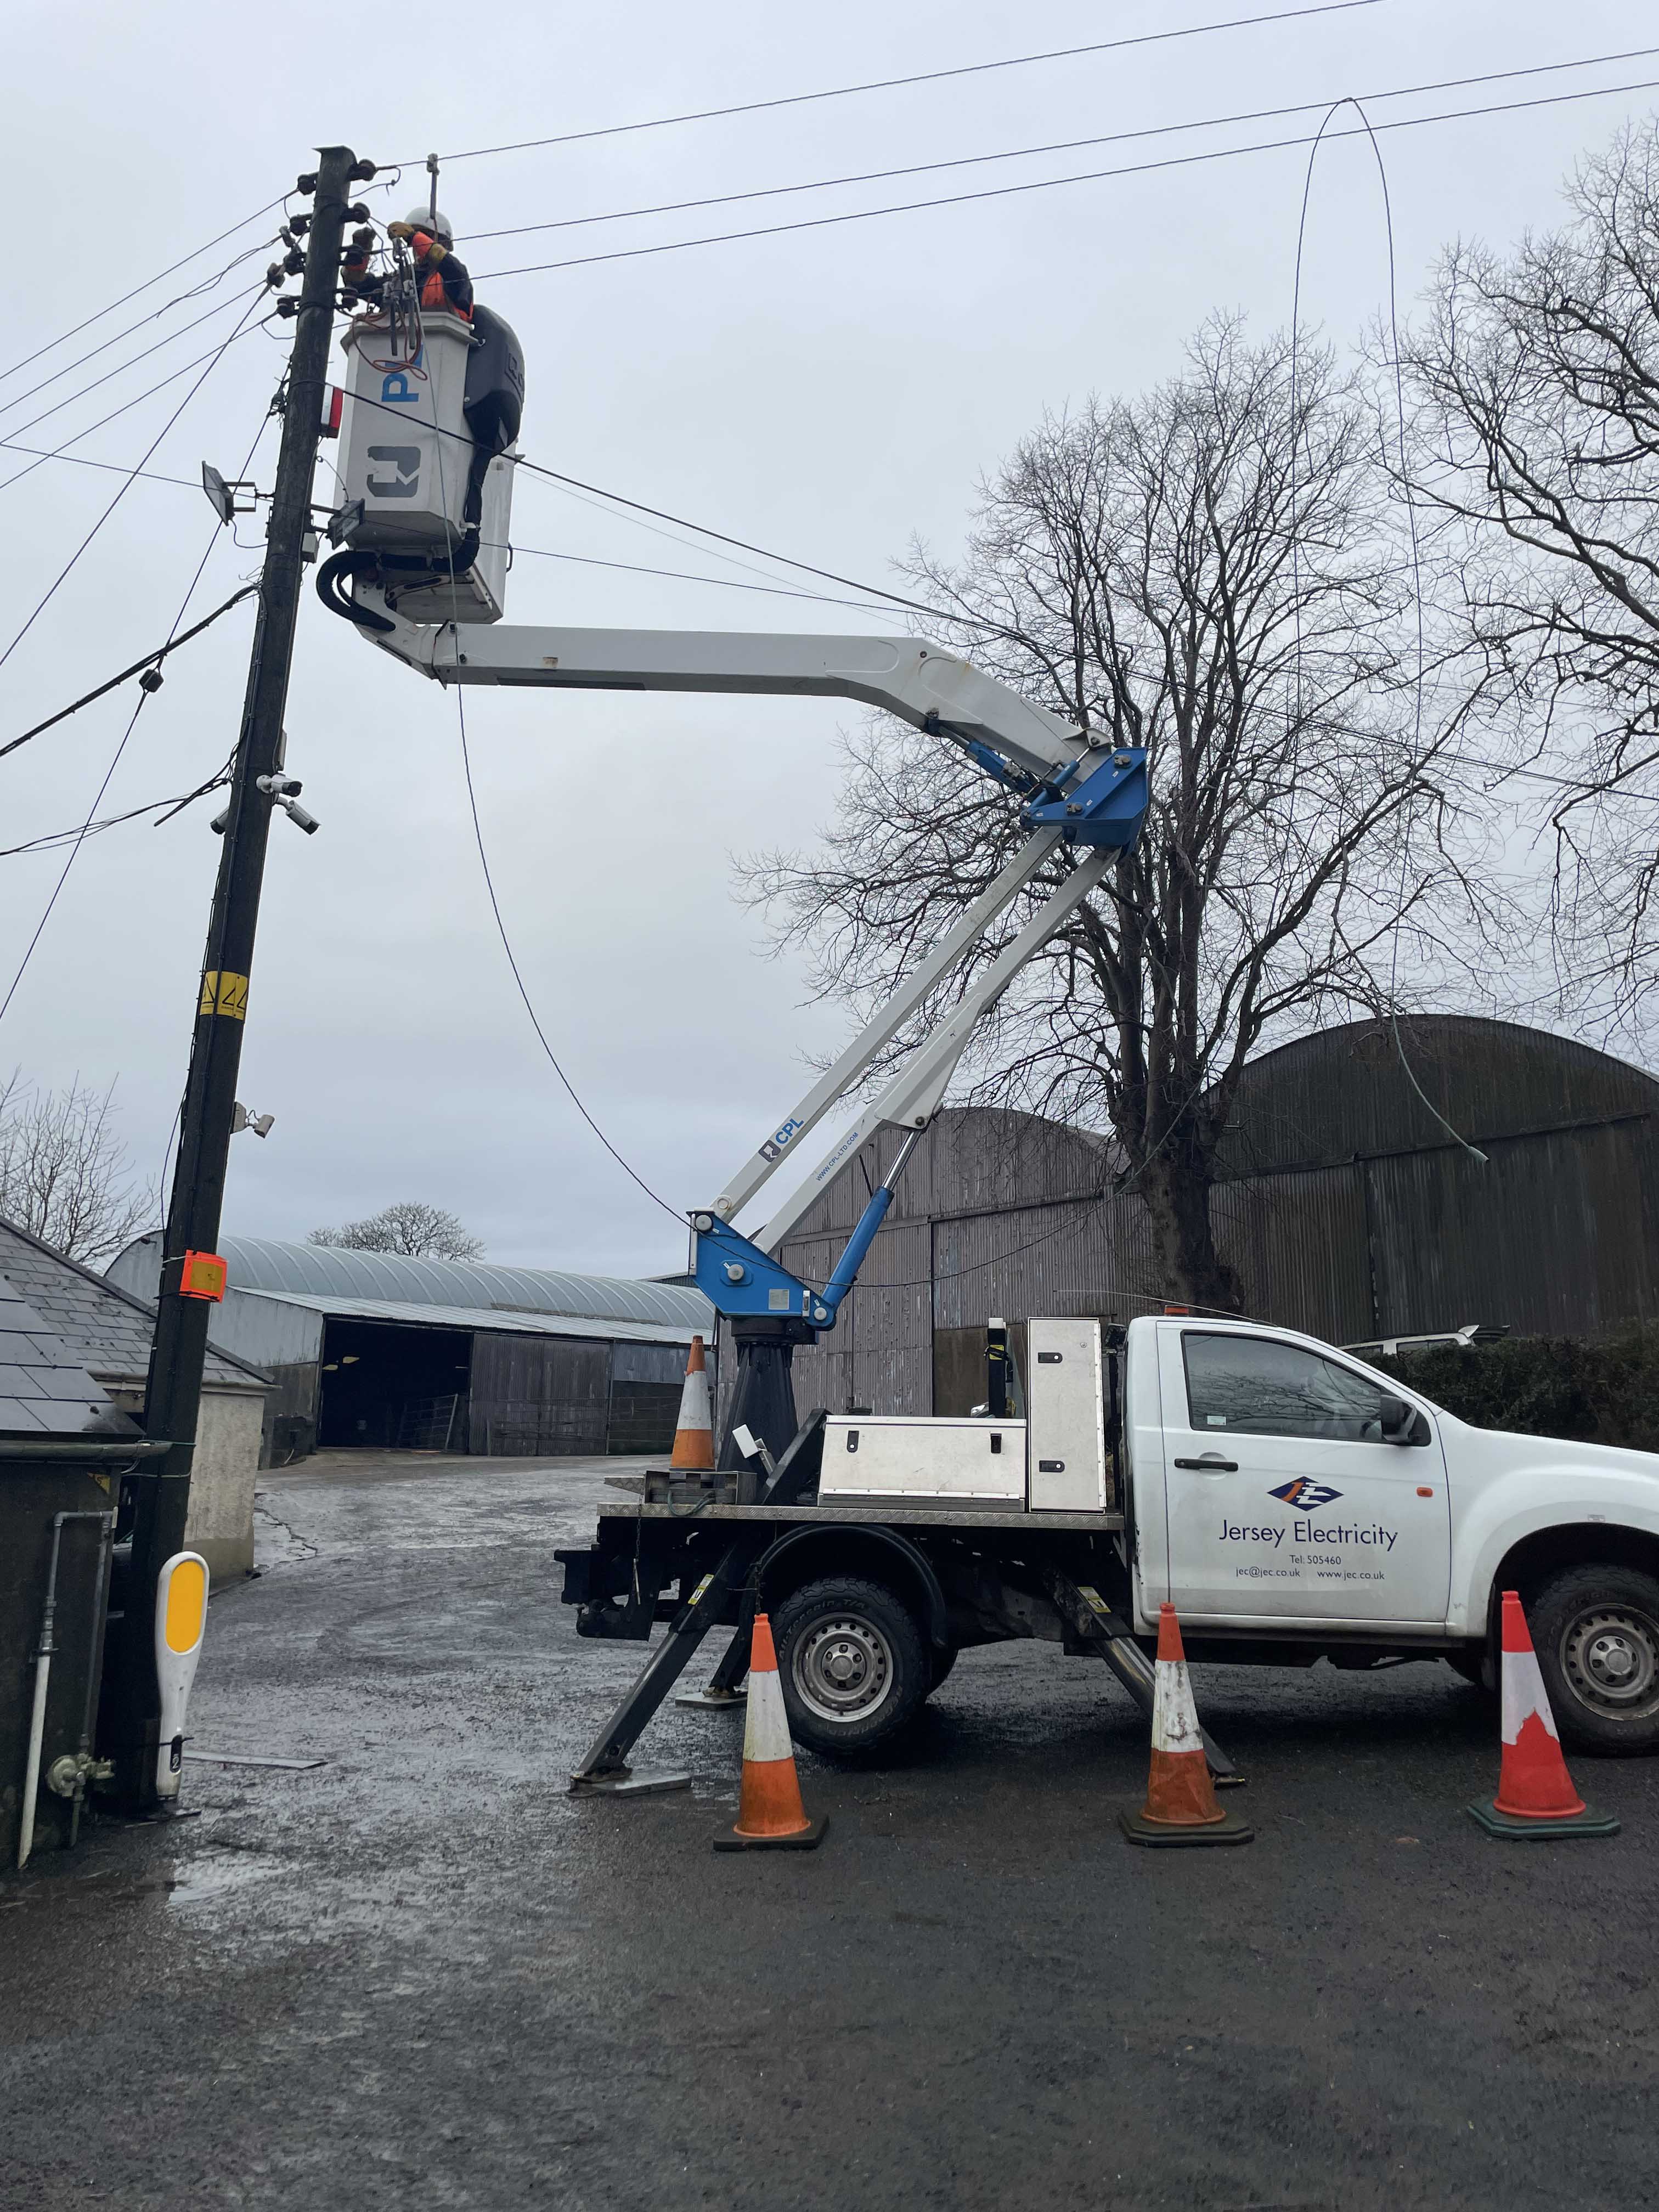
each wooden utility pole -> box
[108,144,374,1807]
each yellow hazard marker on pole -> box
[154,1551,209,1801]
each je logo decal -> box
[1268,1478,1343,1510]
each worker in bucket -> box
[343,210,473,320]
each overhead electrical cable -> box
[0,294,266,679]
[0,314,272,502]
[424,409,684,1222]
[0,195,284,388]
[475,76,1659,280]
[398,0,1385,166]
[455,695,686,1219]
[1286,98,1487,1165]
[0,238,279,424]
[466,47,1659,244]
[0,405,271,1028]
[0,583,259,764]
[0,443,196,491]
[0,286,264,453]
[506,542,917,617]
[339,381,962,622]
[0,756,236,857]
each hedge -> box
[1370,1327,1659,1455]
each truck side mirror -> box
[1378,1393,1419,1444]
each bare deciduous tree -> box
[308,1201,485,1261]
[0,1070,157,1263]
[746,319,1503,1307]
[1398,118,1659,1024]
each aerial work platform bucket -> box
[337,302,520,623]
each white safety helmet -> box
[404,205,454,245]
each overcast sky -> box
[1,0,1652,1277]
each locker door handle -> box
[1173,1455,1238,1472]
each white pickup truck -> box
[560,1312,1659,1765]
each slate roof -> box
[0,1265,140,1438]
[0,1217,269,1396]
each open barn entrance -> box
[317,1318,472,1450]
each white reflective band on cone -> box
[742,1668,795,1765]
[1150,1657,1204,1758]
[1501,1643,1559,1746]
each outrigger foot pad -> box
[674,1686,748,1708]
[568,1768,692,1797]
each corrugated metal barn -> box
[105,1236,713,1463]
[766,1015,1659,1419]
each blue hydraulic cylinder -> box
[818,1183,895,1319]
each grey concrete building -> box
[1,1217,270,1577]
[106,1236,714,1462]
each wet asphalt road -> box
[4,1451,1659,2212]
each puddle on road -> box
[1,1848,287,1917]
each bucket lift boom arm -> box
[360,601,1148,1322]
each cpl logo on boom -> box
[1267,1477,1344,1511]
[758,1115,806,1164]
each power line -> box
[1,196,283,388]
[0,314,270,504]
[0,407,272,1029]
[515,458,960,622]
[337,380,962,621]
[0,238,278,425]
[467,47,1659,245]
[0,583,259,765]
[0,286,263,456]
[0,442,196,491]
[507,541,917,617]
[475,76,1659,281]
[400,0,1385,166]
[0,295,266,679]
[0,756,234,857]
[454,688,684,1219]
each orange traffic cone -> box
[1467,1591,1618,1839]
[670,1335,715,1471]
[713,1614,828,1852]
[1120,1605,1252,1847]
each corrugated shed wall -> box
[766,1019,1659,1418]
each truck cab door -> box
[1154,1323,1451,1625]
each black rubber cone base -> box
[1466,1799,1620,1841]
[1119,1805,1254,1848]
[714,1815,829,1853]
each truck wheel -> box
[1529,1565,1659,1756]
[771,1575,929,1757]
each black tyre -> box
[1529,1565,1659,1756]
[770,1575,930,1757]
[927,1642,960,1695]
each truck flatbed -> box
[617,1498,1124,1533]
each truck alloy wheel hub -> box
[793,1616,893,1722]
[1562,1605,1659,1714]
